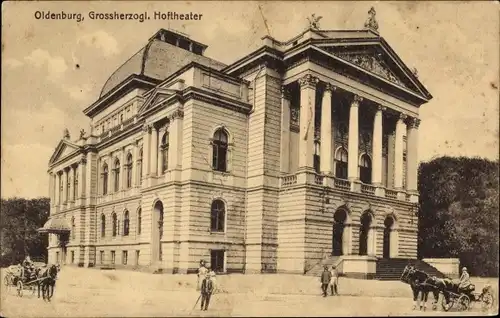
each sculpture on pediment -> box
[307,14,322,30]
[63,128,70,140]
[79,129,87,139]
[364,7,379,33]
[334,52,409,89]
[412,67,419,78]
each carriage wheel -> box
[481,293,494,311]
[441,295,453,312]
[458,294,471,311]
[17,280,23,297]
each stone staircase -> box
[375,258,447,281]
[304,256,341,277]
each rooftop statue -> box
[79,129,87,139]
[307,14,322,30]
[364,7,379,33]
[63,128,70,140]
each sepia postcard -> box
[1,1,498,317]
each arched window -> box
[71,216,76,239]
[101,214,106,237]
[112,213,117,237]
[335,148,348,179]
[102,164,109,195]
[126,153,133,188]
[314,140,320,173]
[137,208,142,235]
[138,148,143,184]
[359,154,372,184]
[212,128,228,172]
[161,132,169,173]
[114,159,120,192]
[123,210,130,236]
[210,200,225,232]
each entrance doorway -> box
[359,212,372,256]
[151,201,164,263]
[332,209,347,256]
[383,216,394,258]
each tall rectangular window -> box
[100,251,104,264]
[210,250,225,273]
[122,251,128,265]
[111,251,115,265]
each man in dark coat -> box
[320,266,332,297]
[200,272,215,310]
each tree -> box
[0,197,49,266]
[418,156,499,277]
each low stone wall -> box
[423,258,460,278]
[341,255,378,279]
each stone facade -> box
[44,27,431,276]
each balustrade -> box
[361,183,376,195]
[386,189,398,199]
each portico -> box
[279,73,420,203]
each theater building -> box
[43,15,432,277]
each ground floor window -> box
[122,251,128,265]
[210,250,225,273]
[71,251,75,264]
[111,251,116,265]
[135,250,140,266]
[100,251,104,264]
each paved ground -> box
[0,267,497,317]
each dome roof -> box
[100,34,226,98]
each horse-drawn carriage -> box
[400,265,495,312]
[4,264,43,297]
[4,263,59,300]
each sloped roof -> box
[100,39,226,98]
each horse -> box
[401,265,440,311]
[36,264,59,301]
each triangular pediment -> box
[138,87,179,114]
[314,40,431,100]
[49,139,81,165]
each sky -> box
[1,1,499,199]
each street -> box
[1,267,497,317]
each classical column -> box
[169,109,184,169]
[406,117,420,192]
[157,127,166,175]
[120,148,126,191]
[107,154,112,194]
[48,173,54,206]
[348,95,362,181]
[132,143,138,187]
[280,86,291,174]
[79,157,86,199]
[372,105,385,185]
[72,165,77,201]
[56,172,61,205]
[320,83,334,174]
[298,74,319,170]
[62,169,68,203]
[150,125,158,177]
[142,126,151,181]
[394,113,407,189]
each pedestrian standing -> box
[200,272,215,311]
[197,260,208,291]
[320,266,332,297]
[329,265,339,296]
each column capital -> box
[324,83,336,93]
[398,113,408,121]
[168,109,184,122]
[408,117,421,129]
[352,94,363,106]
[376,105,387,112]
[298,74,319,88]
[281,86,291,99]
[142,125,150,133]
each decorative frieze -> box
[408,117,421,129]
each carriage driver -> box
[22,255,35,279]
[458,267,471,290]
